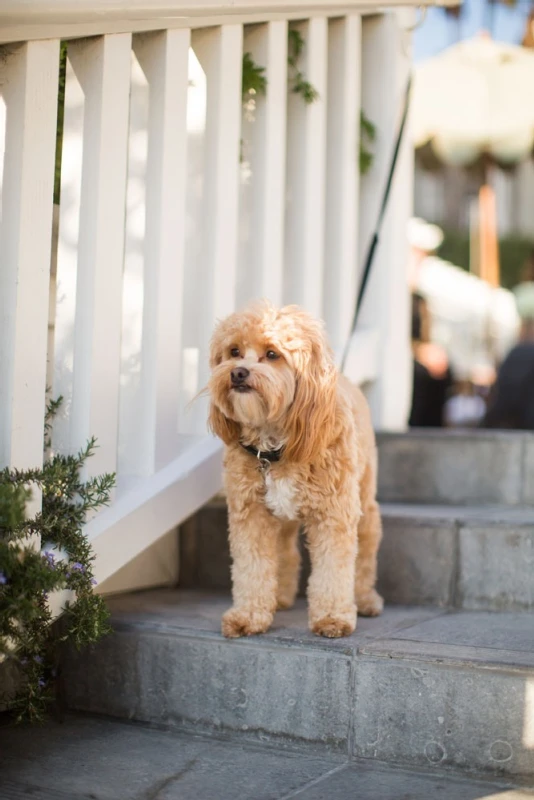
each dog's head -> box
[208,302,337,462]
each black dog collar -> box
[240,443,284,463]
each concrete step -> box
[2,715,532,800]
[377,429,534,506]
[62,589,534,783]
[179,501,534,611]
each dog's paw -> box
[356,589,384,617]
[221,607,273,638]
[310,608,356,639]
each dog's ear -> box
[208,403,240,445]
[283,320,338,464]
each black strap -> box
[240,443,284,463]
[341,74,413,372]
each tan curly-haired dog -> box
[208,301,383,639]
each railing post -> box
[323,14,361,357]
[54,34,131,478]
[0,40,59,519]
[359,12,413,431]
[118,29,190,476]
[238,21,288,308]
[184,25,243,433]
[284,18,328,317]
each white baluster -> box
[119,30,190,477]
[359,13,413,430]
[0,40,59,519]
[323,15,361,359]
[284,18,328,317]
[185,25,243,433]
[54,34,131,478]
[238,21,288,308]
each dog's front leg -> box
[222,502,281,638]
[306,516,358,638]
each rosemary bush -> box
[0,398,114,722]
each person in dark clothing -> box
[483,342,534,430]
[409,292,452,427]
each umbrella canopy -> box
[413,34,534,168]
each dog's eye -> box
[266,350,279,360]
[230,347,240,358]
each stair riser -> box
[354,656,534,781]
[64,628,352,753]
[180,506,534,612]
[377,432,534,506]
[64,629,534,781]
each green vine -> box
[287,29,319,104]
[0,398,114,722]
[53,42,68,206]
[359,110,376,175]
[242,52,267,101]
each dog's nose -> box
[231,367,250,385]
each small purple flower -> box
[0,572,7,585]
[91,578,98,586]
[38,678,46,689]
[34,655,43,664]
[71,563,85,573]
[43,551,56,568]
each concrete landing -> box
[1,715,532,800]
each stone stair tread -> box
[104,589,534,670]
[1,715,532,800]
[105,588,448,651]
[381,502,534,525]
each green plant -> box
[242,52,267,100]
[287,29,319,104]
[359,110,376,175]
[0,397,114,722]
[53,42,68,206]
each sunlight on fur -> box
[208,301,383,639]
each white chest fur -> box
[264,474,299,520]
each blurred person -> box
[483,342,534,430]
[512,250,534,342]
[444,364,495,428]
[408,219,453,427]
[444,380,486,428]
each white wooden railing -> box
[0,1,417,594]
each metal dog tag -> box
[257,451,271,474]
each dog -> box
[207,301,383,639]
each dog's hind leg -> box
[276,522,301,610]
[355,460,384,617]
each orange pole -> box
[478,183,500,287]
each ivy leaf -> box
[287,29,319,104]
[360,110,376,175]
[242,52,267,100]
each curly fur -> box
[208,301,383,639]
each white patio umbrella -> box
[413,34,534,168]
[412,34,534,288]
